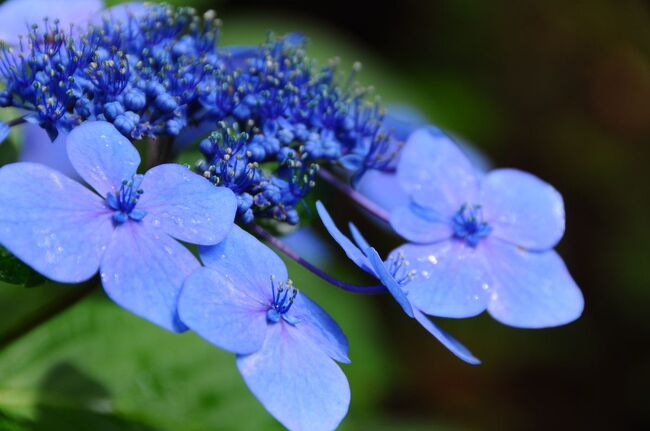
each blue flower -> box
[316,201,480,365]
[0,121,237,331]
[178,225,350,431]
[389,127,584,328]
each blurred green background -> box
[1,0,649,429]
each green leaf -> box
[0,247,45,287]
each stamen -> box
[452,204,492,247]
[105,175,147,224]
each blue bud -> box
[155,93,178,113]
[104,101,125,122]
[123,88,147,111]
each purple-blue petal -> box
[315,201,370,272]
[92,2,147,25]
[480,168,565,250]
[390,205,453,244]
[397,128,480,216]
[366,247,414,318]
[236,324,350,431]
[0,162,113,282]
[66,121,140,197]
[484,239,584,328]
[178,267,268,355]
[199,225,287,304]
[412,308,481,365]
[100,220,200,332]
[392,241,491,318]
[138,164,237,245]
[291,293,350,363]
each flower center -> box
[267,276,299,325]
[106,175,147,224]
[452,204,491,247]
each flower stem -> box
[7,116,26,128]
[318,168,390,223]
[250,224,385,294]
[0,278,98,350]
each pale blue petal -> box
[0,162,113,283]
[100,220,200,332]
[138,164,237,245]
[0,121,9,145]
[481,169,565,250]
[178,267,268,355]
[92,2,147,25]
[392,241,490,318]
[237,324,350,431]
[315,201,370,271]
[390,205,453,243]
[485,239,584,328]
[348,222,371,252]
[199,225,287,303]
[412,309,481,365]
[0,0,103,44]
[383,104,427,140]
[366,247,414,317]
[292,293,350,363]
[281,227,331,266]
[355,169,408,213]
[19,125,78,178]
[397,128,479,216]
[66,121,140,197]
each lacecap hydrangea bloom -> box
[0,121,237,330]
[0,2,586,430]
[384,127,584,328]
[178,225,350,431]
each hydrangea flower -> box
[0,121,237,331]
[388,127,584,328]
[316,201,480,364]
[178,225,350,431]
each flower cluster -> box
[0,2,585,431]
[0,3,400,223]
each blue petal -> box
[0,0,103,44]
[66,121,140,197]
[199,225,287,304]
[178,267,268,355]
[237,324,350,431]
[0,121,9,145]
[480,169,565,250]
[281,227,331,266]
[390,205,453,244]
[383,104,427,141]
[355,169,409,213]
[292,293,350,363]
[348,222,371,252]
[315,201,370,271]
[138,164,237,245]
[0,162,113,283]
[366,247,414,318]
[397,128,479,217]
[392,241,490,318]
[485,239,584,328]
[18,126,78,179]
[412,309,481,365]
[100,220,200,332]
[92,2,147,25]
